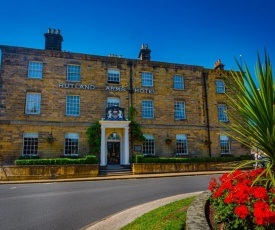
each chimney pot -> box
[214,59,225,70]
[138,43,151,61]
[44,28,63,51]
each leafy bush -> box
[132,154,249,164]
[86,121,101,155]
[15,155,98,165]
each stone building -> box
[0,29,249,166]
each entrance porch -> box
[99,120,131,167]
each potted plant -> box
[165,138,172,144]
[45,134,55,143]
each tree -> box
[223,51,275,186]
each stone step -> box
[98,171,133,177]
[98,165,132,176]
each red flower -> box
[235,205,250,219]
[224,194,234,203]
[253,201,270,225]
[253,187,269,200]
[208,178,218,191]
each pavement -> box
[0,170,229,230]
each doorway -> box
[107,142,120,164]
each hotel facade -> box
[0,29,249,166]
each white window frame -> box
[174,101,186,120]
[66,95,80,116]
[176,134,188,155]
[220,135,231,154]
[107,97,120,107]
[22,133,38,156]
[108,69,120,84]
[25,93,41,115]
[143,134,155,155]
[64,133,79,156]
[67,65,81,82]
[28,61,43,79]
[218,104,228,122]
[173,75,184,89]
[142,100,154,119]
[216,80,225,93]
[142,72,153,87]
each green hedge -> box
[15,155,98,165]
[133,154,251,164]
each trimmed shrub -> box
[15,155,98,165]
[132,155,251,164]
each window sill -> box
[107,82,121,85]
[141,85,154,88]
[66,80,81,83]
[27,77,43,80]
[25,113,41,116]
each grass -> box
[121,196,196,230]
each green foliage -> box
[86,121,101,155]
[121,196,196,230]
[129,106,146,142]
[14,155,98,165]
[132,154,250,163]
[223,50,275,186]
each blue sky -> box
[0,0,274,75]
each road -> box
[0,174,220,230]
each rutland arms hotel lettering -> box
[58,83,155,94]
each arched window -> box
[107,132,120,140]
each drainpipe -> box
[203,72,212,157]
[127,61,134,158]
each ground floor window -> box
[176,134,188,155]
[64,133,79,155]
[220,135,231,154]
[143,134,155,155]
[22,133,38,156]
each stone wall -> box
[0,164,99,181]
[132,161,245,174]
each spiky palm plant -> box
[223,51,275,186]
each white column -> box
[100,126,106,166]
[123,126,130,165]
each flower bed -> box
[208,169,275,229]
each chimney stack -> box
[138,44,151,61]
[44,28,63,51]
[214,59,225,70]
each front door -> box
[107,142,120,164]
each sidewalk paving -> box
[0,170,230,184]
